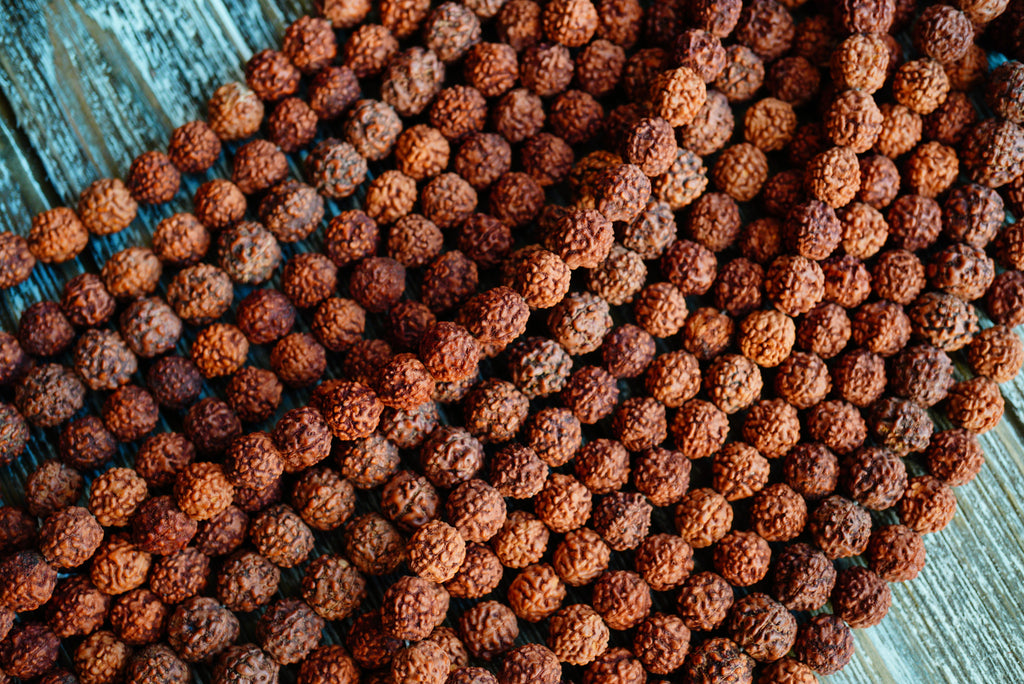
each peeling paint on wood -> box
[0,1,1023,682]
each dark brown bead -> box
[98,384,157,444]
[61,273,115,328]
[145,356,202,411]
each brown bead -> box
[381,468,439,528]
[867,523,926,582]
[296,645,359,684]
[90,534,152,595]
[713,530,771,587]
[281,14,336,74]
[130,495,196,556]
[850,300,911,357]
[913,3,972,63]
[216,550,280,612]
[765,255,824,318]
[16,301,72,359]
[24,460,83,521]
[375,353,435,412]
[0,506,34,555]
[265,98,317,153]
[271,333,326,389]
[805,400,866,456]
[505,563,564,623]
[231,140,289,196]
[345,99,404,161]
[887,344,952,408]
[100,384,157,443]
[78,178,137,235]
[591,491,651,551]
[28,207,88,264]
[770,541,835,613]
[0,404,28,467]
[346,609,402,669]
[839,446,906,511]
[927,243,995,302]
[244,49,300,102]
[208,81,263,141]
[905,141,959,198]
[379,574,449,643]
[907,291,979,352]
[429,85,487,142]
[86,467,145,528]
[676,571,734,631]
[149,547,210,604]
[391,640,450,684]
[109,589,168,646]
[866,396,932,456]
[214,644,280,684]
[892,58,950,117]
[724,593,797,664]
[167,264,234,326]
[806,495,871,560]
[126,644,190,684]
[870,250,924,306]
[0,549,56,613]
[710,442,768,501]
[47,574,110,638]
[58,274,111,331]
[1,623,60,679]
[335,434,399,490]
[167,120,222,174]
[190,324,250,379]
[547,604,609,666]
[440,542,499,601]
[289,466,354,531]
[831,567,891,629]
[118,298,182,359]
[874,104,922,160]
[521,132,576,187]
[590,570,651,631]
[217,220,282,284]
[856,155,900,212]
[0,232,32,289]
[249,504,315,568]
[193,505,248,557]
[739,400,797,461]
[309,298,363,354]
[792,615,854,676]
[750,483,807,543]
[181,400,240,459]
[898,475,958,534]
[174,461,235,522]
[193,179,246,231]
[986,270,1024,327]
[425,1,482,61]
[126,150,180,204]
[166,596,240,663]
[458,600,519,661]
[343,22,399,77]
[100,246,162,300]
[14,363,84,428]
[381,47,447,120]
[667,400,726,461]
[257,181,324,244]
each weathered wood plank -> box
[0,1,1022,682]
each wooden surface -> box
[1,1,1023,682]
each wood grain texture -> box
[1,1,1023,681]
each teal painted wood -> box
[0,1,1023,681]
